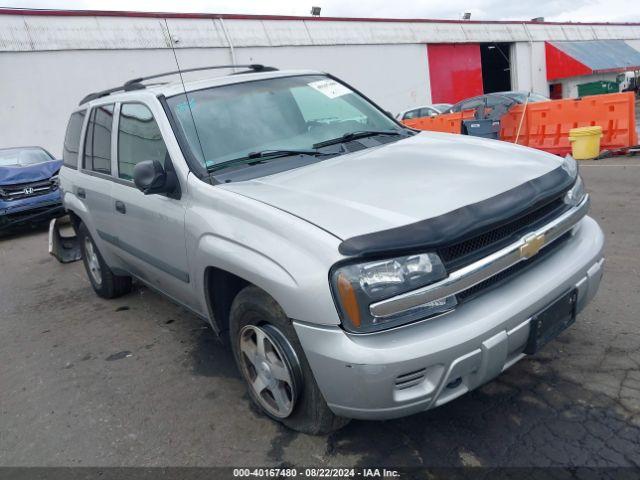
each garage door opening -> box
[481,43,512,93]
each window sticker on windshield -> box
[176,98,196,113]
[308,79,351,99]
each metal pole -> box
[218,17,237,71]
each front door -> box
[107,101,191,305]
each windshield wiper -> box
[208,149,327,173]
[312,130,405,149]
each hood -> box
[221,132,564,241]
[0,160,63,185]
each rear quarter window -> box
[83,104,114,175]
[63,110,86,169]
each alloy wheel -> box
[84,236,102,286]
[238,324,300,418]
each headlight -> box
[331,253,456,333]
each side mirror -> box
[133,160,177,196]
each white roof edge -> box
[79,69,324,107]
[1,13,640,52]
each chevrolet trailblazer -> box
[56,65,604,434]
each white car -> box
[396,104,452,121]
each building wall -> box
[511,42,549,96]
[554,72,621,99]
[1,11,640,154]
[0,44,430,156]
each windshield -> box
[0,148,53,167]
[167,75,402,169]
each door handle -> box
[115,200,126,214]
[77,187,86,199]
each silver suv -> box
[57,65,604,434]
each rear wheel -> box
[78,223,132,299]
[229,286,349,434]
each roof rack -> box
[79,64,278,105]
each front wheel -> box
[78,223,132,299]
[229,286,350,434]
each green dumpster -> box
[577,81,620,97]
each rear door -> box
[79,103,116,252]
[107,101,190,303]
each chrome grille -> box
[0,179,56,201]
[456,231,572,303]
[438,196,567,270]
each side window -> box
[403,109,419,120]
[118,103,167,181]
[485,96,506,108]
[63,110,86,169]
[460,98,483,111]
[419,107,438,117]
[84,104,114,174]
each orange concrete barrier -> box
[500,92,638,156]
[402,110,474,134]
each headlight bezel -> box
[564,175,586,206]
[562,155,586,207]
[329,252,456,334]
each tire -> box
[229,286,350,435]
[78,222,132,299]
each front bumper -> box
[0,191,63,227]
[294,216,605,420]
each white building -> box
[1,8,640,156]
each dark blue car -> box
[0,147,64,229]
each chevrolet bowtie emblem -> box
[520,233,546,259]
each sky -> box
[1,0,639,23]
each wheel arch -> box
[204,266,252,336]
[66,209,83,232]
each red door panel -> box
[428,44,483,104]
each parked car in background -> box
[0,147,63,230]
[448,91,549,113]
[57,66,603,434]
[396,103,452,120]
[431,103,453,112]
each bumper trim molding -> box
[370,196,590,318]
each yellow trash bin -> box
[569,126,602,160]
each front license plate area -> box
[524,289,577,354]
